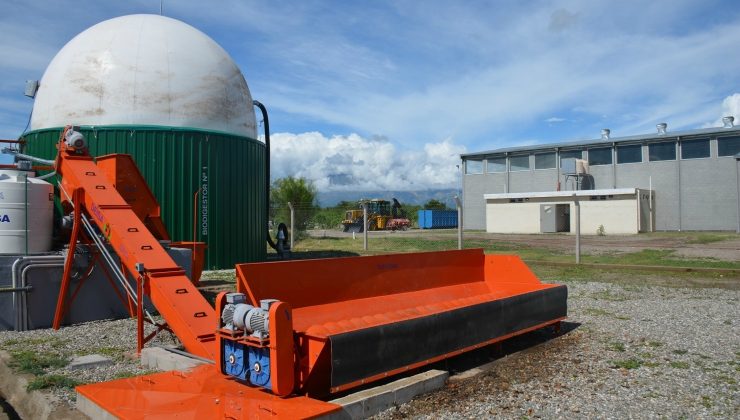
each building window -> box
[718,136,740,157]
[509,155,530,171]
[559,150,582,168]
[680,138,710,159]
[486,156,506,173]
[588,147,612,165]
[535,152,556,169]
[648,141,676,161]
[465,159,483,174]
[617,144,642,163]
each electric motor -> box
[221,293,277,338]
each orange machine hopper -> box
[236,248,567,396]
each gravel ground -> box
[0,271,737,418]
[377,280,739,419]
[0,318,177,408]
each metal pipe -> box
[37,171,57,180]
[156,345,215,364]
[736,155,740,234]
[574,195,581,264]
[81,214,136,300]
[288,202,294,250]
[649,176,654,232]
[611,142,617,189]
[362,202,368,251]
[0,286,33,293]
[676,137,682,231]
[21,263,64,330]
[1,148,55,166]
[253,100,278,251]
[454,195,463,249]
[60,183,139,304]
[11,256,65,330]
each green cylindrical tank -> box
[23,125,266,268]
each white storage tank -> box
[0,170,54,254]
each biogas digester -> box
[22,15,266,268]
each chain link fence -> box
[268,202,465,258]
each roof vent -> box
[722,116,735,128]
[601,129,610,140]
[656,122,667,135]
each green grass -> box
[609,341,626,352]
[293,235,740,270]
[590,290,630,302]
[9,350,69,376]
[582,249,739,269]
[670,361,690,369]
[673,349,689,355]
[611,358,643,369]
[26,374,79,391]
[113,369,158,379]
[583,308,613,317]
[687,234,732,244]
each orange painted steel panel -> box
[269,301,296,397]
[76,365,341,419]
[56,147,217,360]
[171,241,207,285]
[95,154,171,240]
[236,249,566,395]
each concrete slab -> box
[329,369,448,419]
[76,392,117,420]
[68,354,112,370]
[448,359,499,382]
[140,347,207,371]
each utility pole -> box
[362,202,368,251]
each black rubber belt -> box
[329,285,567,388]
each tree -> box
[270,177,318,231]
[423,199,448,210]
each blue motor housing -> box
[222,340,272,390]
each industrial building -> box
[461,121,740,232]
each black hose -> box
[253,100,278,251]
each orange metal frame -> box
[235,249,566,396]
[50,128,216,359]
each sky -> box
[1,0,740,193]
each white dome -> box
[31,14,257,138]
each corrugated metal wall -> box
[22,126,266,269]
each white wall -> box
[486,194,642,235]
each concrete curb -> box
[75,394,115,420]
[0,351,85,419]
[328,370,449,419]
[139,347,208,371]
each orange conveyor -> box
[53,136,217,360]
[235,249,568,396]
[49,128,567,418]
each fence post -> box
[454,195,463,250]
[573,194,581,264]
[287,202,294,250]
[362,202,368,251]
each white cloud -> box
[709,93,740,127]
[546,117,566,123]
[270,132,466,192]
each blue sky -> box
[1,1,740,191]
